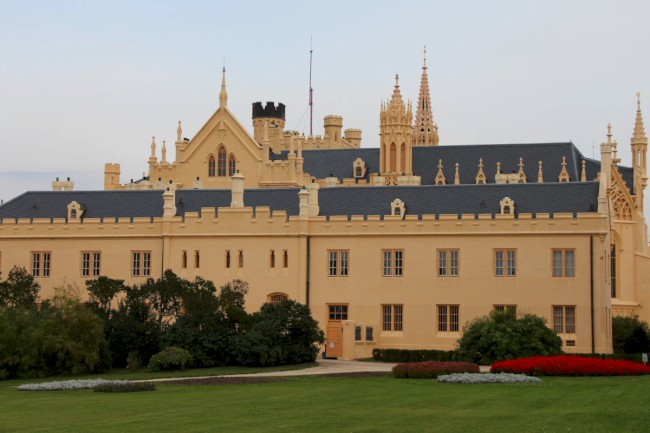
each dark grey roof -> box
[274,142,635,193]
[0,182,599,221]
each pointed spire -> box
[435,159,446,185]
[161,140,167,163]
[219,67,228,108]
[413,47,439,146]
[632,92,647,144]
[538,161,543,183]
[518,157,527,183]
[177,121,182,143]
[496,161,502,175]
[390,73,403,105]
[150,136,156,160]
[454,162,460,185]
[475,158,487,184]
[581,160,587,182]
[558,156,570,182]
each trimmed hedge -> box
[491,355,650,376]
[148,347,193,372]
[569,353,645,363]
[94,382,156,392]
[373,349,456,363]
[393,361,479,379]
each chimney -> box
[307,182,320,217]
[299,189,309,220]
[163,188,176,219]
[231,171,245,208]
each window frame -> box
[437,249,459,277]
[217,146,227,176]
[328,304,349,321]
[131,251,151,277]
[494,248,517,277]
[381,304,403,332]
[382,249,404,277]
[81,251,101,278]
[208,155,216,177]
[552,249,575,278]
[31,251,51,278]
[552,305,576,334]
[437,304,460,332]
[327,250,349,277]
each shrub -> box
[148,347,193,371]
[491,355,650,376]
[437,373,542,384]
[94,382,155,392]
[392,361,479,379]
[372,349,456,363]
[455,311,562,364]
[612,315,650,354]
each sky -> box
[0,0,649,220]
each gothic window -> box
[228,154,236,176]
[208,155,216,177]
[389,143,397,172]
[400,144,406,173]
[611,244,618,298]
[217,147,227,176]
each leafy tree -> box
[234,300,324,366]
[0,266,40,309]
[612,315,650,354]
[85,276,127,320]
[455,310,562,364]
[216,279,250,327]
[140,270,188,332]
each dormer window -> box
[500,197,515,215]
[391,198,406,219]
[67,201,84,221]
[353,158,367,179]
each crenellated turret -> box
[379,74,414,178]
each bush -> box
[392,361,479,379]
[234,300,324,366]
[491,355,650,376]
[372,349,456,363]
[612,316,650,354]
[148,347,193,371]
[455,311,562,364]
[94,382,155,392]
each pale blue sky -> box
[1,0,649,219]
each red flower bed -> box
[393,361,479,379]
[491,355,650,376]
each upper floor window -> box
[437,249,459,277]
[553,305,576,334]
[208,155,216,177]
[328,250,349,277]
[495,249,516,277]
[217,146,227,176]
[238,250,244,268]
[382,250,403,277]
[329,304,349,321]
[226,250,231,268]
[132,251,151,277]
[31,252,51,278]
[553,249,575,277]
[228,154,236,176]
[382,304,403,331]
[494,304,517,315]
[81,252,101,277]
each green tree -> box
[455,310,562,364]
[0,266,40,310]
[85,276,127,320]
[140,270,188,332]
[612,315,650,354]
[235,300,324,366]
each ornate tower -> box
[631,92,648,211]
[252,102,286,148]
[413,47,439,146]
[380,74,414,176]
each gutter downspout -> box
[306,236,311,307]
[590,235,595,354]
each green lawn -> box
[1,375,649,433]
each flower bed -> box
[437,373,542,384]
[491,355,650,376]
[393,361,479,379]
[17,379,129,391]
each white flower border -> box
[17,379,130,391]
[437,373,542,384]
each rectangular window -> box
[382,304,403,331]
[328,250,349,277]
[82,252,101,277]
[328,304,348,320]
[382,250,404,277]
[194,251,200,269]
[438,305,459,332]
[31,252,51,278]
[553,305,576,334]
[132,251,151,277]
[182,251,187,269]
[238,250,244,268]
[438,249,459,277]
[283,250,288,268]
[494,305,517,314]
[495,249,516,277]
[365,326,374,341]
[355,326,362,341]
[553,249,575,277]
[270,250,275,268]
[226,250,231,268]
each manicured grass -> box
[2,375,650,432]
[0,363,316,388]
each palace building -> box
[0,52,648,359]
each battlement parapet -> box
[252,101,286,120]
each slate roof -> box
[273,142,635,194]
[0,182,599,221]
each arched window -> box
[208,155,216,177]
[389,143,397,172]
[268,293,288,304]
[217,147,227,176]
[400,144,406,173]
[611,244,617,298]
[355,166,362,177]
[228,154,236,176]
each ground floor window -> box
[382,304,403,331]
[31,252,51,278]
[553,305,576,334]
[437,304,459,332]
[81,252,101,277]
[329,304,348,321]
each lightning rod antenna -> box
[309,37,313,136]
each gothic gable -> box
[610,167,634,221]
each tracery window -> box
[217,147,227,176]
[228,154,236,176]
[208,155,216,177]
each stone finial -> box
[219,67,228,108]
[475,158,487,184]
[435,159,446,185]
[538,160,543,183]
[150,136,157,160]
[454,162,460,185]
[581,160,587,182]
[161,140,167,163]
[558,156,570,182]
[496,161,502,175]
[518,157,527,183]
[177,121,182,143]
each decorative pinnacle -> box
[219,67,228,108]
[607,123,612,144]
[638,91,641,110]
[395,74,399,87]
[423,46,427,68]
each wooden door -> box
[326,321,343,358]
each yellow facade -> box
[2,59,649,360]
